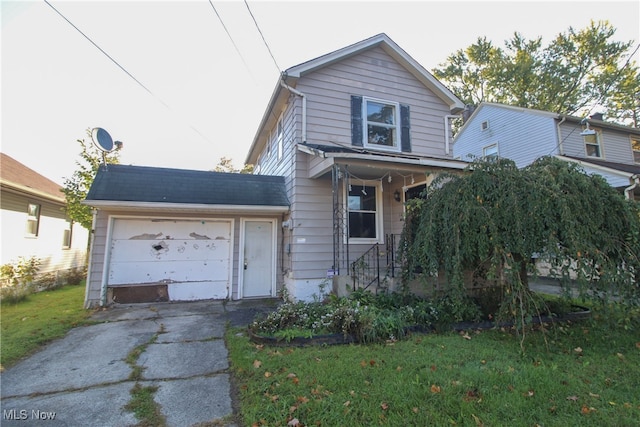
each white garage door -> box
[108,219,232,301]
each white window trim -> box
[62,220,73,249]
[362,96,401,153]
[481,120,490,131]
[584,128,604,158]
[483,143,499,159]
[344,180,384,244]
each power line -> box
[208,0,255,79]
[43,0,214,145]
[243,0,281,73]
[43,0,160,105]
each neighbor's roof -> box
[562,155,640,176]
[84,164,289,212]
[0,152,65,203]
[246,33,465,164]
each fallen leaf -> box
[270,395,279,402]
[567,395,579,401]
[370,359,376,366]
[255,344,264,350]
[349,390,356,396]
[289,406,298,414]
[360,360,367,368]
[589,392,600,398]
[264,371,272,378]
[381,402,389,410]
[462,333,471,340]
[287,373,297,378]
[343,400,350,407]
[431,384,442,393]
[524,390,535,397]
[253,360,262,369]
[431,365,437,372]
[412,407,419,413]
[616,353,625,360]
[297,396,310,404]
[292,377,299,385]
[471,413,484,426]
[635,342,640,349]
[287,418,300,426]
[574,347,583,354]
[609,401,616,406]
[396,366,403,371]
[581,405,596,414]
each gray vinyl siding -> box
[454,105,558,167]
[296,46,452,158]
[560,122,637,164]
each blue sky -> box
[2,0,639,184]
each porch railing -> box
[351,234,402,293]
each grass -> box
[124,383,166,427]
[0,283,94,369]
[228,314,640,427]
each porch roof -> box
[298,143,469,179]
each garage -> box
[83,164,289,307]
[107,218,232,303]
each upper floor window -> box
[351,95,411,153]
[583,128,602,158]
[483,143,498,160]
[364,98,400,150]
[481,120,490,131]
[26,203,40,237]
[347,182,382,242]
[632,138,640,164]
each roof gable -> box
[0,153,65,202]
[85,164,289,207]
[246,33,464,164]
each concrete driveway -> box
[1,299,279,427]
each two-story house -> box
[453,103,640,200]
[82,33,470,306]
[245,33,469,300]
[1,153,89,279]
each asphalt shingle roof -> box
[564,156,640,175]
[0,153,65,202]
[85,164,289,207]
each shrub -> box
[62,267,87,286]
[0,256,41,303]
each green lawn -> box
[1,284,94,369]
[227,316,640,426]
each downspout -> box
[444,115,460,155]
[556,116,567,155]
[625,174,639,200]
[83,208,98,308]
[280,79,307,143]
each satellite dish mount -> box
[90,127,123,168]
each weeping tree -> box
[401,157,640,329]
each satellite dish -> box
[91,127,114,152]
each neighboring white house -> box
[453,102,640,200]
[0,153,89,277]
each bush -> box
[1,256,41,303]
[62,267,87,286]
[250,291,484,343]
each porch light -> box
[394,189,401,202]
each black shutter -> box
[400,104,411,152]
[351,95,363,147]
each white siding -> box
[453,105,558,167]
[0,191,88,275]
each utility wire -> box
[243,0,281,73]
[43,0,214,144]
[43,0,162,106]
[208,0,255,80]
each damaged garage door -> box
[108,218,232,302]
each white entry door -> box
[241,220,275,298]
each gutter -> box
[625,174,639,200]
[280,78,307,143]
[81,200,290,214]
